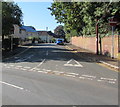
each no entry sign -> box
[109,17,117,26]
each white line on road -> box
[0,81,24,90]
[29,59,46,71]
[82,75,96,78]
[46,51,49,56]
[9,65,15,67]
[64,74,76,77]
[67,73,79,76]
[79,76,93,80]
[100,77,117,81]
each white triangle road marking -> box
[64,59,83,67]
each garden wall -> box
[71,35,119,58]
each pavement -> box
[2,43,33,60]
[66,44,119,71]
[1,43,118,105]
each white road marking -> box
[108,81,115,84]
[29,59,46,71]
[9,65,15,67]
[100,77,117,81]
[6,67,10,68]
[67,73,79,75]
[3,46,33,60]
[97,80,104,82]
[79,76,93,80]
[64,74,76,77]
[46,51,49,56]
[37,71,44,73]
[82,75,96,78]
[15,55,34,62]
[52,71,59,73]
[21,68,27,71]
[64,59,83,67]
[0,81,24,90]
[42,71,48,74]
[23,67,31,69]
[46,70,52,72]
[79,77,85,79]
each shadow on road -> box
[2,43,118,65]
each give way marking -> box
[64,59,83,67]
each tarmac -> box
[2,43,119,71]
[66,44,119,71]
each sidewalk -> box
[2,43,33,60]
[66,44,119,70]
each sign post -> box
[109,17,117,58]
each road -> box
[1,43,118,105]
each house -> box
[37,31,54,43]
[20,26,38,39]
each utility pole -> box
[46,27,48,43]
[96,18,99,55]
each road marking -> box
[23,67,31,69]
[64,59,83,67]
[21,68,27,71]
[67,73,79,76]
[82,75,96,78]
[79,77,85,79]
[100,77,117,81]
[99,61,119,69]
[108,81,115,84]
[38,71,44,73]
[0,81,24,90]
[64,74,76,77]
[3,46,33,61]
[79,76,93,80]
[9,65,15,67]
[29,59,46,71]
[6,67,10,68]
[46,51,49,56]
[97,79,104,82]
[15,55,34,62]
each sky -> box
[16,2,63,32]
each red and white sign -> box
[109,17,117,26]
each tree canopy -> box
[48,2,120,37]
[2,1,23,37]
[54,25,65,38]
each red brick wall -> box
[71,35,119,58]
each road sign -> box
[109,17,117,26]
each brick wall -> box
[71,35,119,58]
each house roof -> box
[20,26,36,32]
[37,31,49,36]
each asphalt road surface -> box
[1,43,118,105]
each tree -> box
[48,2,120,37]
[2,1,23,39]
[54,25,65,38]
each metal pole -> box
[112,26,114,58]
[11,36,13,52]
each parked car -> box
[56,39,64,45]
